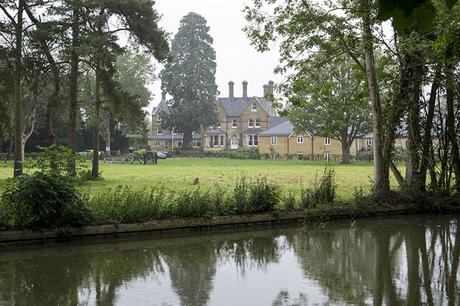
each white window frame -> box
[324,152,332,162]
[255,118,261,128]
[297,135,304,144]
[248,119,254,128]
[324,137,332,145]
[156,113,161,122]
[271,136,277,145]
[157,128,163,135]
[367,139,373,147]
[254,135,259,146]
[251,102,257,112]
[232,119,237,128]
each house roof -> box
[152,99,172,116]
[205,128,226,135]
[217,96,273,117]
[258,119,294,136]
[268,116,289,128]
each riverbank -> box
[2,200,459,248]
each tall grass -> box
[300,167,337,208]
[87,177,281,224]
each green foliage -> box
[353,185,365,202]
[228,148,260,160]
[282,192,297,211]
[1,173,91,229]
[233,177,281,213]
[301,168,337,208]
[25,145,89,179]
[160,12,218,146]
[377,0,458,32]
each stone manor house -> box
[148,81,407,160]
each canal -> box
[0,214,459,305]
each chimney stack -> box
[228,81,234,100]
[242,80,248,99]
[263,84,270,96]
[268,80,274,94]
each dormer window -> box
[251,102,257,112]
[232,119,237,128]
[325,137,332,145]
[297,135,304,144]
[255,118,261,128]
[248,119,254,128]
[157,128,163,135]
[156,113,161,122]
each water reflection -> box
[0,215,458,306]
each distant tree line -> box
[0,0,169,178]
[245,0,460,196]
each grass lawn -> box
[0,158,400,201]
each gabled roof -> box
[217,96,273,117]
[152,99,172,116]
[258,119,294,136]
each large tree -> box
[160,12,218,149]
[284,54,372,163]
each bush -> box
[301,167,336,208]
[356,149,373,161]
[233,177,280,213]
[1,173,91,229]
[228,148,260,160]
[282,192,297,211]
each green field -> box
[0,158,399,201]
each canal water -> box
[0,215,459,306]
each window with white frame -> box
[220,135,225,146]
[192,139,201,148]
[156,113,161,122]
[271,136,277,145]
[214,136,219,146]
[367,139,374,146]
[248,135,259,146]
[157,128,163,135]
[248,119,254,128]
[255,118,261,128]
[297,135,304,144]
[324,152,332,162]
[324,137,332,145]
[251,102,257,112]
[232,119,237,128]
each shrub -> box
[1,173,91,229]
[352,185,365,202]
[233,177,280,213]
[282,192,297,211]
[300,167,336,208]
[228,148,260,160]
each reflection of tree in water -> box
[271,290,309,306]
[288,216,460,306]
[0,243,165,306]
[91,247,164,306]
[216,232,281,276]
[163,238,218,306]
[0,248,92,305]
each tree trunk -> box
[445,63,460,193]
[404,39,424,192]
[182,129,193,150]
[13,0,24,177]
[91,60,101,179]
[360,0,389,194]
[420,65,441,191]
[340,128,351,163]
[67,5,79,176]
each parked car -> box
[156,151,168,159]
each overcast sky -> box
[148,0,281,110]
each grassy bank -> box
[0,158,402,201]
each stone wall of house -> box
[259,135,289,158]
